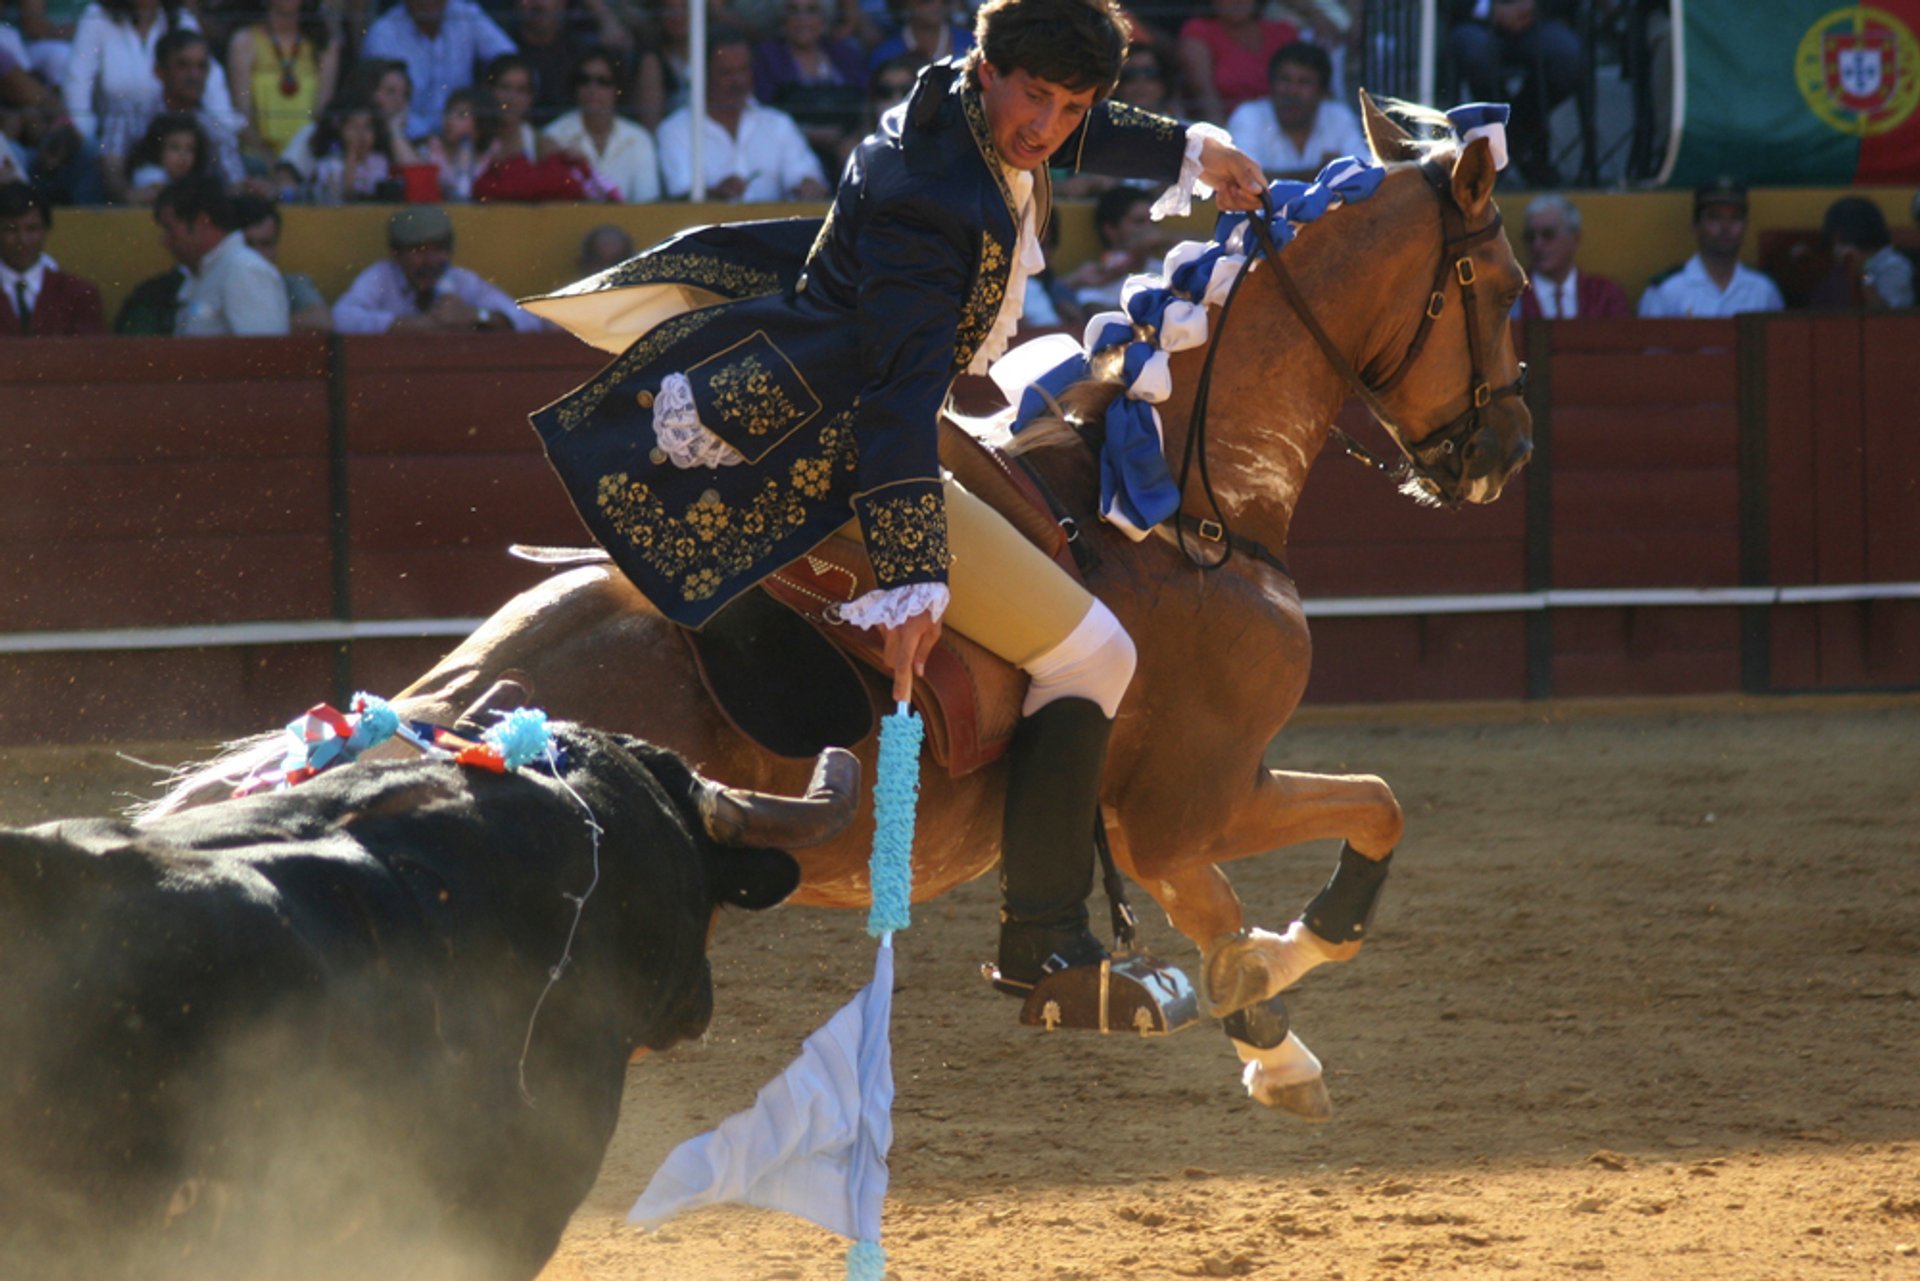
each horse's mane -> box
[1005,96,1464,457]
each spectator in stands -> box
[63,0,237,156]
[121,108,210,202]
[1515,192,1627,320]
[1816,195,1913,310]
[277,58,422,182]
[101,28,245,201]
[576,220,632,274]
[865,52,915,121]
[629,0,689,130]
[1226,41,1363,179]
[0,179,105,334]
[542,48,661,202]
[511,0,607,125]
[477,50,539,162]
[1056,184,1174,311]
[423,83,485,197]
[304,96,402,201]
[754,0,866,172]
[360,0,518,141]
[155,172,290,334]
[1114,38,1177,114]
[233,189,330,330]
[656,26,828,201]
[226,0,338,163]
[14,0,86,84]
[1447,0,1580,187]
[1176,0,1298,126]
[866,0,972,76]
[1638,178,1784,319]
[333,203,544,332]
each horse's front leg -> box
[1193,765,1404,1019]
[1104,824,1332,1120]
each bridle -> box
[1172,155,1527,572]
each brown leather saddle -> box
[684,420,1086,778]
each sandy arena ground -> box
[3,695,1915,1281]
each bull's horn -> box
[699,748,861,849]
[452,673,534,736]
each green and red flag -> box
[1665,0,1920,185]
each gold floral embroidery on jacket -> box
[857,490,952,585]
[1101,100,1182,142]
[952,233,1008,372]
[690,331,822,449]
[553,308,723,432]
[597,252,780,298]
[594,405,860,604]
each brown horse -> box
[155,98,1531,1116]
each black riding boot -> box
[993,696,1114,993]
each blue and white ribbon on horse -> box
[994,103,1509,541]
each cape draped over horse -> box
[152,98,1531,1115]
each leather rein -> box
[1171,156,1527,574]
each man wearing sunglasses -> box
[1514,193,1627,321]
[528,0,1264,996]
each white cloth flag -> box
[628,941,895,1243]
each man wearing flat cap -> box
[1638,177,1784,318]
[333,206,545,334]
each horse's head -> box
[1353,93,1533,507]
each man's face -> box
[1523,209,1576,278]
[242,215,280,263]
[156,205,219,269]
[1695,203,1747,257]
[517,0,563,35]
[395,239,452,293]
[708,42,753,112]
[1104,199,1153,254]
[0,205,48,272]
[1268,58,1324,129]
[158,39,211,108]
[405,0,447,35]
[977,63,1097,172]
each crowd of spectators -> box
[2,0,1367,213]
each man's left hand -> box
[1199,137,1267,212]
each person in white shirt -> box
[1637,177,1785,319]
[1224,41,1365,180]
[540,48,661,203]
[62,0,236,147]
[154,174,290,335]
[656,27,829,202]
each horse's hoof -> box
[1252,1074,1334,1122]
[1235,1031,1332,1121]
[1206,922,1350,1018]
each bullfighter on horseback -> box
[526,0,1271,993]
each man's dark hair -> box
[706,23,752,60]
[231,192,281,232]
[154,27,210,68]
[154,173,235,230]
[1822,195,1891,253]
[969,0,1129,96]
[0,180,53,230]
[1268,41,1331,92]
[1093,183,1150,244]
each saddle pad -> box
[764,537,1028,779]
[679,586,875,759]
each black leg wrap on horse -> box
[1303,843,1393,946]
[1221,991,1290,1050]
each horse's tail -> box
[129,731,286,821]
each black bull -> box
[0,724,858,1281]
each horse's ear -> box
[1450,135,1498,223]
[1359,89,1418,164]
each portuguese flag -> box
[1666,0,1920,185]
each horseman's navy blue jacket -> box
[527,60,1189,627]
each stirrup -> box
[983,953,1202,1036]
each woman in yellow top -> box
[227,0,339,158]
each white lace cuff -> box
[836,582,951,630]
[1150,122,1233,221]
[652,372,746,469]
